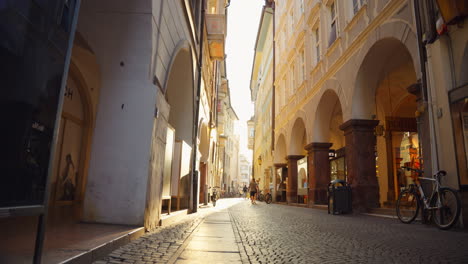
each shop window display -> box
[330,148,346,181]
[297,157,308,204]
[394,132,420,191]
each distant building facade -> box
[251,3,275,195]
[215,77,240,196]
[239,154,252,188]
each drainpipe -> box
[191,0,206,214]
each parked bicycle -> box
[264,191,272,204]
[256,190,272,204]
[257,190,265,202]
[396,166,461,230]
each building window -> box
[353,0,363,15]
[314,27,320,64]
[329,2,338,46]
[300,0,304,13]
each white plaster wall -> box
[79,1,155,225]
[426,36,464,189]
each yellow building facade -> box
[251,4,275,196]
[272,0,455,212]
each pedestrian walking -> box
[249,178,258,205]
[242,184,248,199]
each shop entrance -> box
[276,167,287,202]
[383,117,419,201]
[50,75,91,223]
[330,147,346,181]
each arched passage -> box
[313,89,345,181]
[166,46,194,144]
[274,134,287,202]
[289,118,307,156]
[164,44,194,211]
[347,38,418,210]
[305,90,346,205]
[50,34,100,224]
[288,118,307,203]
[274,134,287,164]
[198,121,210,204]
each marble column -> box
[286,155,304,203]
[305,143,333,205]
[340,119,380,212]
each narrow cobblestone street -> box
[95,198,468,264]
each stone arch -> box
[165,40,195,143]
[351,37,417,119]
[312,89,345,148]
[65,62,98,206]
[51,33,101,216]
[349,35,419,208]
[289,117,307,156]
[274,134,287,164]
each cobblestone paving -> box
[228,201,468,264]
[93,210,209,264]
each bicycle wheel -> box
[432,187,461,230]
[265,193,272,204]
[258,194,264,202]
[396,189,419,224]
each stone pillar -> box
[305,143,333,205]
[340,119,380,211]
[286,155,304,203]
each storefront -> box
[385,117,419,199]
[297,157,308,204]
[275,167,287,202]
[329,147,346,182]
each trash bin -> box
[328,179,352,214]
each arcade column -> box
[340,119,380,211]
[305,143,333,205]
[286,155,304,203]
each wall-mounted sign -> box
[385,117,417,132]
[205,14,225,36]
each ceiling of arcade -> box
[375,56,417,119]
